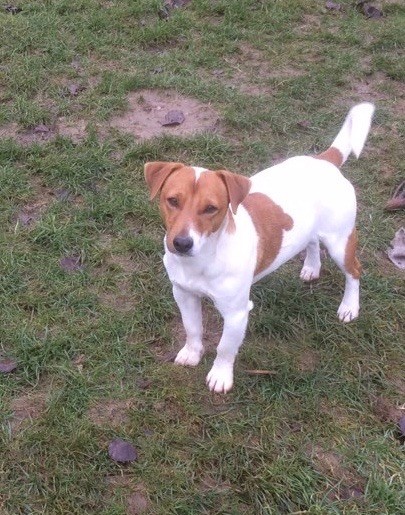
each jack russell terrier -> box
[144,102,375,393]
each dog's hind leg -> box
[321,229,361,323]
[173,285,204,366]
[300,239,321,282]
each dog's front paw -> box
[206,364,233,393]
[300,265,320,282]
[174,345,202,367]
[337,303,359,323]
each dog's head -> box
[144,161,251,256]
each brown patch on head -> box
[344,229,361,279]
[315,146,344,167]
[156,166,241,253]
[144,161,184,199]
[243,193,293,275]
[216,170,251,214]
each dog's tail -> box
[316,102,375,168]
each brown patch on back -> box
[344,229,361,279]
[315,146,343,167]
[243,192,293,275]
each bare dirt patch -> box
[88,399,134,428]
[370,395,403,424]
[296,349,319,372]
[0,89,220,145]
[14,176,55,228]
[109,89,220,140]
[106,477,150,515]
[308,444,365,500]
[10,390,49,434]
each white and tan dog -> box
[145,103,374,393]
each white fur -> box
[164,104,374,393]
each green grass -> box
[1,0,404,513]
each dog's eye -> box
[203,204,218,214]
[167,197,179,208]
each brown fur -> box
[243,192,293,275]
[344,228,361,279]
[315,147,343,168]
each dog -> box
[144,102,375,393]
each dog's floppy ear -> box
[217,170,251,214]
[144,161,184,200]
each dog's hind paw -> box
[174,345,202,367]
[206,364,233,393]
[337,303,359,323]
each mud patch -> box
[371,395,403,424]
[109,89,220,140]
[308,444,365,500]
[296,349,319,372]
[14,177,55,227]
[106,477,150,514]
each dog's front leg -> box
[173,284,204,367]
[206,301,252,393]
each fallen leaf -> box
[161,110,185,126]
[108,439,138,463]
[55,188,71,201]
[325,1,341,11]
[399,416,405,437]
[4,5,22,14]
[297,120,311,129]
[60,255,84,273]
[34,124,51,134]
[356,1,383,18]
[0,357,18,373]
[67,84,85,96]
[17,211,35,226]
[387,227,405,270]
[364,5,383,18]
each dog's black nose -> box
[173,236,193,254]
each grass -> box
[1,0,404,513]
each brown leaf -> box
[108,439,137,463]
[0,357,18,373]
[364,5,383,18]
[161,110,185,126]
[67,84,85,96]
[60,255,84,273]
[34,124,51,134]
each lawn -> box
[0,1,404,513]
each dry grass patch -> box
[88,399,134,428]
